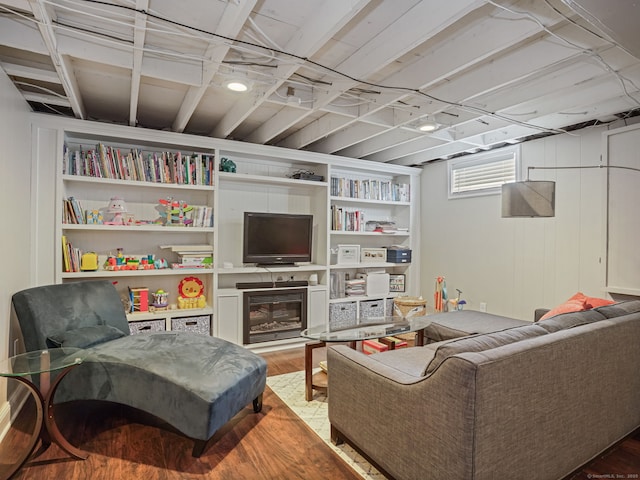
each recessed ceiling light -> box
[418,121,437,132]
[419,124,437,132]
[226,81,249,92]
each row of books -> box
[190,206,214,228]
[330,177,410,202]
[63,196,85,224]
[63,143,215,186]
[61,235,82,272]
[331,205,365,232]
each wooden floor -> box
[1,345,639,480]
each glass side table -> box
[0,348,87,479]
[301,316,432,401]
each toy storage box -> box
[172,315,211,335]
[329,302,358,331]
[129,319,165,335]
[359,299,386,321]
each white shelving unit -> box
[32,116,421,351]
[328,167,418,327]
[57,129,216,336]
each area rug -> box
[267,370,385,480]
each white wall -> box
[420,125,616,321]
[0,68,32,358]
[0,67,32,433]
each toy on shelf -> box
[177,276,206,309]
[80,252,99,271]
[154,258,169,269]
[129,287,149,313]
[86,209,104,224]
[103,249,163,271]
[219,157,236,173]
[158,197,193,226]
[104,197,128,225]
[138,255,155,270]
[151,289,169,311]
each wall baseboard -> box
[0,385,31,443]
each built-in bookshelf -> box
[32,116,421,351]
[328,168,415,322]
[56,130,217,338]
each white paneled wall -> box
[420,125,611,321]
[0,69,32,348]
[0,68,32,430]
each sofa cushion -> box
[585,296,615,308]
[368,346,438,377]
[423,323,548,375]
[56,332,267,442]
[539,292,589,321]
[593,300,640,318]
[47,324,127,348]
[423,310,530,342]
[536,309,606,333]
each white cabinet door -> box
[217,294,241,343]
[308,287,328,330]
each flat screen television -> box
[243,212,313,266]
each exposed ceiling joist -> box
[0,0,638,164]
[172,0,257,133]
[27,0,84,118]
[2,61,59,82]
[129,0,149,126]
[245,0,486,144]
[211,0,372,139]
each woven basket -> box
[393,296,427,318]
[392,296,427,342]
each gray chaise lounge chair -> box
[11,280,267,457]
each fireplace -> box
[243,289,307,344]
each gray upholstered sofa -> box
[11,280,267,457]
[327,302,640,480]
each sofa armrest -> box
[327,344,477,480]
[534,308,550,322]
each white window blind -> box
[448,146,519,198]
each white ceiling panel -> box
[0,0,638,164]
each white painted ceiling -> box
[1,0,639,165]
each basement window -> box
[448,145,519,198]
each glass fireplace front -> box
[243,288,307,344]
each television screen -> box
[243,212,313,266]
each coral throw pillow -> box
[586,296,615,308]
[539,292,589,321]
